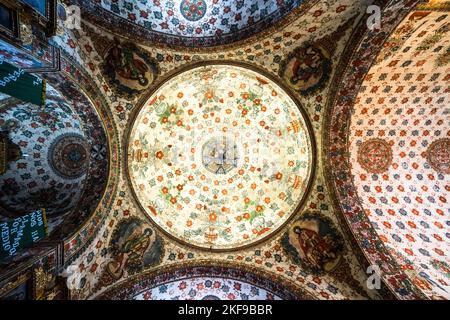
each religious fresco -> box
[278,17,357,96]
[92,218,165,291]
[101,41,159,99]
[48,0,382,301]
[107,218,164,278]
[326,5,450,299]
[127,64,315,251]
[2,0,429,302]
[281,212,344,274]
[279,44,331,95]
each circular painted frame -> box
[125,61,317,253]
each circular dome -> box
[127,63,314,251]
[0,86,90,217]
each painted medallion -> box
[426,138,450,174]
[280,44,331,95]
[180,0,207,22]
[357,138,393,174]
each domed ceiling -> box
[128,64,314,250]
[82,0,312,47]
[0,82,109,237]
[349,10,450,298]
[7,0,449,302]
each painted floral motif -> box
[280,44,331,95]
[180,0,207,22]
[281,212,344,274]
[48,133,90,179]
[106,218,164,280]
[426,139,450,174]
[128,65,314,250]
[134,277,282,300]
[201,136,239,175]
[98,266,304,300]
[96,0,307,46]
[101,41,159,98]
[375,11,432,63]
[345,10,450,298]
[356,138,393,174]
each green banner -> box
[0,59,46,107]
[0,209,48,260]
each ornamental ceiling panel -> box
[127,63,315,251]
[132,277,283,300]
[96,265,309,300]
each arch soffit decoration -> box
[323,0,428,300]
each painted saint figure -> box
[101,41,158,98]
[108,43,150,86]
[280,44,331,95]
[293,226,337,269]
[281,213,344,274]
[107,225,154,279]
